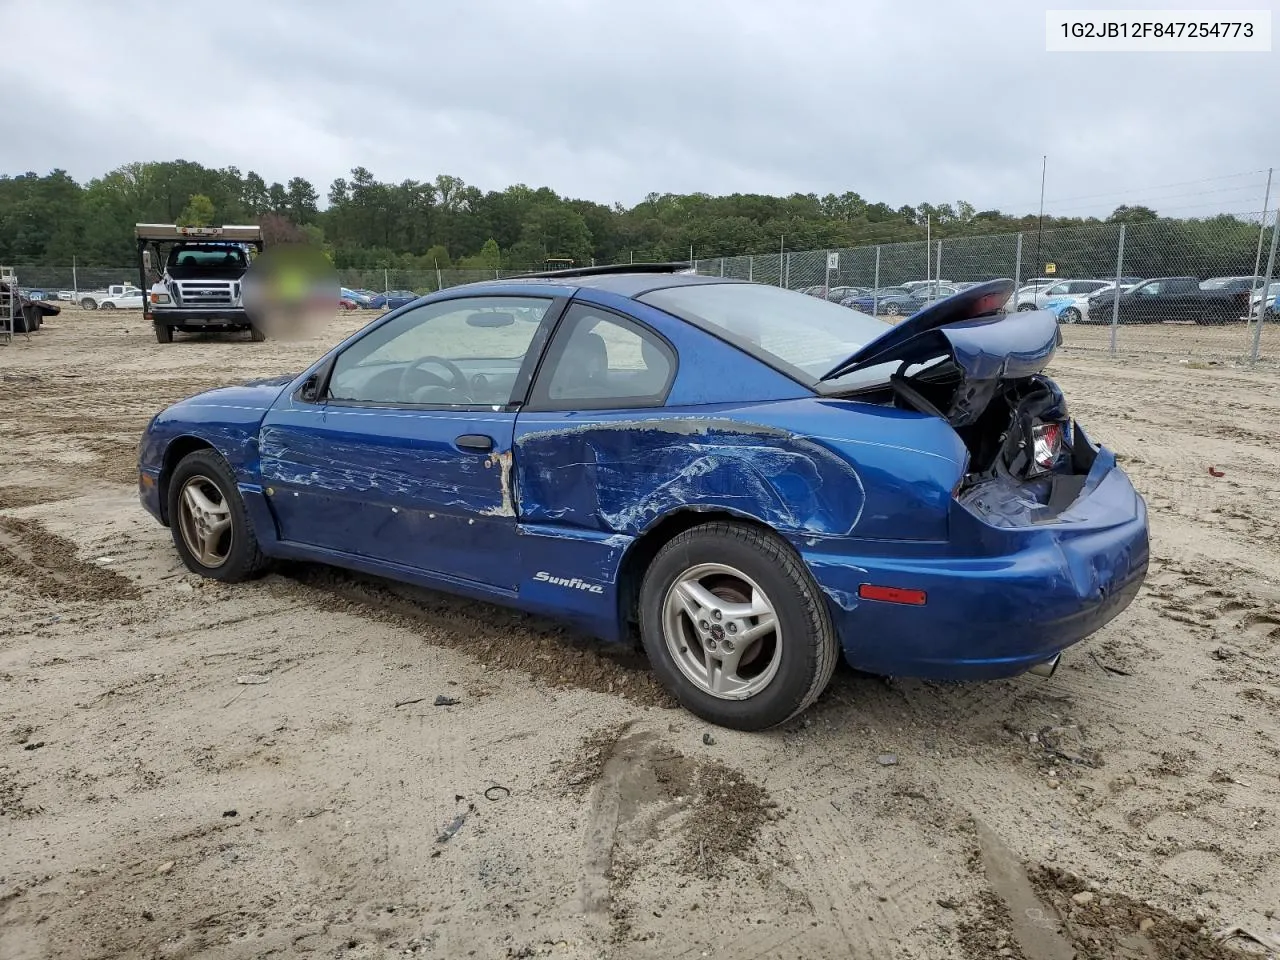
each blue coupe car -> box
[138,267,1149,730]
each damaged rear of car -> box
[642,279,1150,682]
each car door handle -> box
[455,434,494,452]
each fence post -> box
[873,247,881,317]
[1250,169,1274,313]
[1109,224,1126,356]
[1012,234,1023,307]
[720,257,725,277]
[434,262,442,291]
[784,252,790,289]
[1249,205,1278,362]
[934,240,943,303]
[778,236,784,287]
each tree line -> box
[0,160,1265,281]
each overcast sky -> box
[2,0,1277,218]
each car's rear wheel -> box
[638,522,837,731]
[80,298,97,310]
[167,449,266,582]
[884,302,902,317]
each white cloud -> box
[2,0,1276,218]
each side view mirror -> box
[299,373,322,403]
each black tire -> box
[1016,303,1038,312]
[100,302,117,310]
[1060,307,1081,324]
[80,297,97,310]
[166,449,267,583]
[638,522,838,731]
[249,325,267,342]
[154,323,173,344]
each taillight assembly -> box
[1029,421,1066,475]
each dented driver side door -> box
[258,295,560,592]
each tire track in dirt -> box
[0,516,139,603]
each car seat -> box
[550,330,608,399]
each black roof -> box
[572,272,748,298]
[502,261,748,298]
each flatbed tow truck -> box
[137,223,265,343]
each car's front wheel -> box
[1060,307,1081,324]
[639,522,838,731]
[167,449,266,582]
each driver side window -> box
[326,296,553,407]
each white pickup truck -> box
[78,284,145,310]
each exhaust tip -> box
[1027,654,1061,679]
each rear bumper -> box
[802,446,1150,680]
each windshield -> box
[168,246,247,268]
[639,282,891,382]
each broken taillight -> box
[1030,421,1064,474]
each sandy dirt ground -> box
[2,308,1279,959]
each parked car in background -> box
[340,287,373,308]
[339,297,360,311]
[1085,277,1252,324]
[862,284,962,317]
[1249,281,1279,319]
[1200,276,1269,295]
[368,290,418,310]
[1009,279,1112,312]
[900,279,952,292]
[384,290,418,310]
[840,287,913,312]
[1045,281,1135,323]
[827,286,870,303]
[79,284,145,310]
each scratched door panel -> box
[259,399,519,590]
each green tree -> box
[176,193,215,227]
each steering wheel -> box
[398,356,470,400]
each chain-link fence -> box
[12,209,1279,359]
[693,212,1279,362]
[5,264,527,301]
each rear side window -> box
[640,281,889,382]
[528,304,675,410]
